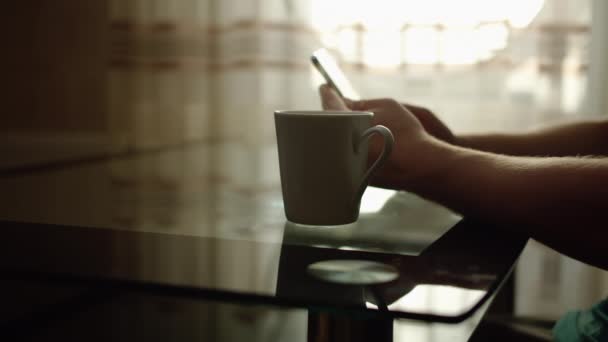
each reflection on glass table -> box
[277,213,523,321]
[0,143,458,258]
[0,278,488,342]
[0,141,527,340]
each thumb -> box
[319,84,348,110]
[343,97,355,109]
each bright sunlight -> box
[311,0,545,67]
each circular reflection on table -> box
[306,260,399,285]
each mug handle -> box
[354,125,394,202]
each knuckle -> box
[379,98,397,105]
[385,99,401,109]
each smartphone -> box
[311,48,360,100]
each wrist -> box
[394,136,453,190]
[400,136,481,196]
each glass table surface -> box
[0,142,527,322]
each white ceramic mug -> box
[274,110,394,225]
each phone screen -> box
[311,48,360,100]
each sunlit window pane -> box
[310,0,546,66]
[363,31,401,68]
[439,29,478,65]
[336,29,359,63]
[476,23,509,52]
[403,28,439,64]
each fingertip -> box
[320,84,340,99]
[319,86,349,111]
[318,83,327,93]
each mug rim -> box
[275,110,373,116]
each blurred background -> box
[1,0,607,338]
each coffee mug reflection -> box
[276,192,496,318]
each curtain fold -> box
[108,0,607,320]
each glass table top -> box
[0,142,527,321]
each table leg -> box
[307,311,393,342]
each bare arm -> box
[407,140,608,269]
[321,87,608,269]
[459,120,608,157]
[400,103,608,157]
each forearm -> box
[457,120,608,157]
[408,140,608,268]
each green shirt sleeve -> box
[553,298,608,342]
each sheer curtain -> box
[106,2,313,340]
[1,0,603,335]
[107,0,607,321]
[108,0,320,150]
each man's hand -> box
[400,103,456,145]
[319,84,350,111]
[319,84,456,144]
[319,84,443,190]
[319,84,608,270]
